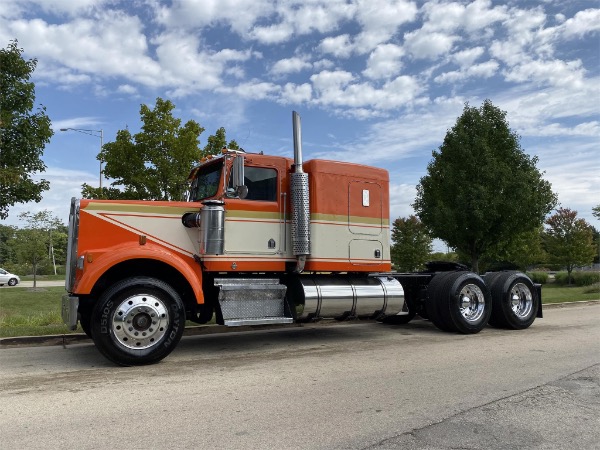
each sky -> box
[1,0,599,236]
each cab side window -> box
[244,167,278,201]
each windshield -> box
[189,160,223,201]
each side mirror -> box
[231,156,248,199]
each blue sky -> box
[2,0,599,234]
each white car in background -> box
[0,268,20,286]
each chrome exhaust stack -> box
[291,111,310,273]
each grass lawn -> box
[1,282,598,338]
[0,286,74,337]
[21,274,66,282]
[541,283,600,303]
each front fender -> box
[73,243,204,304]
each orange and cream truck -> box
[62,112,542,365]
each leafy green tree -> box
[543,208,596,285]
[586,205,598,264]
[0,224,17,265]
[391,215,432,272]
[203,127,239,154]
[413,100,557,273]
[15,211,64,277]
[590,225,599,264]
[0,40,52,219]
[11,228,47,286]
[486,227,547,271]
[83,98,206,200]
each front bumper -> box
[62,295,79,331]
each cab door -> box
[224,160,285,256]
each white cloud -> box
[52,117,102,131]
[389,182,418,221]
[292,2,355,35]
[11,0,114,17]
[218,80,280,100]
[434,60,499,84]
[503,58,586,87]
[419,0,507,36]
[451,47,485,67]
[404,30,458,60]
[318,34,354,58]
[363,44,404,80]
[155,0,273,34]
[249,22,295,44]
[6,11,163,87]
[279,83,313,104]
[560,8,600,38]
[270,56,312,76]
[243,0,356,44]
[2,167,97,227]
[353,0,418,53]
[117,84,137,95]
[310,70,355,93]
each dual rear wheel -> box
[425,271,538,334]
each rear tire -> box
[482,272,504,327]
[426,272,458,332]
[486,272,538,330]
[91,277,186,366]
[428,272,491,334]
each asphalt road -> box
[0,303,598,450]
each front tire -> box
[8,278,18,286]
[486,272,539,330]
[91,277,186,366]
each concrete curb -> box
[1,300,598,348]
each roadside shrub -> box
[555,271,600,286]
[1,262,29,276]
[583,282,600,295]
[527,272,549,284]
[554,272,569,285]
[573,271,600,286]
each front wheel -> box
[91,277,186,366]
[8,278,18,286]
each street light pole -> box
[60,128,104,189]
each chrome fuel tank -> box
[288,275,404,321]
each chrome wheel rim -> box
[112,294,169,350]
[459,284,486,323]
[510,283,533,318]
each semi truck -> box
[62,112,542,366]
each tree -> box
[203,127,239,154]
[413,100,557,273]
[0,224,17,265]
[390,215,432,272]
[590,225,600,264]
[10,211,64,285]
[543,208,596,285]
[0,40,52,219]
[83,98,206,201]
[486,227,546,271]
[593,205,600,221]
